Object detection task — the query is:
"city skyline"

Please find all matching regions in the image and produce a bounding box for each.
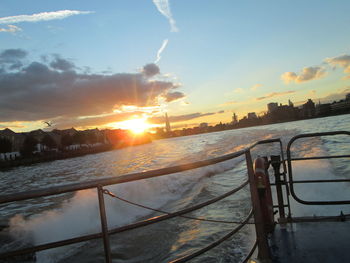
[1,1,350,132]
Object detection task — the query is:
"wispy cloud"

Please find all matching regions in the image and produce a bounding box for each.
[152,0,178,32]
[0,25,22,33]
[234,88,244,93]
[255,91,296,101]
[149,112,215,124]
[155,39,169,63]
[164,91,185,102]
[251,84,262,91]
[0,10,93,25]
[220,101,238,106]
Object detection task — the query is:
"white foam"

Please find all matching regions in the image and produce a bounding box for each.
[8,159,236,262]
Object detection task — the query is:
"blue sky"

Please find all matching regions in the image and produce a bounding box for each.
[1,0,350,131]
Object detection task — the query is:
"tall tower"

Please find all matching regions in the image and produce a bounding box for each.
[165,113,171,133]
[232,113,238,124]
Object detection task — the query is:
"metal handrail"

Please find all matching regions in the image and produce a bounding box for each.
[0,181,249,259]
[170,209,254,263]
[0,150,245,205]
[286,131,350,205]
[0,139,281,205]
[0,138,283,262]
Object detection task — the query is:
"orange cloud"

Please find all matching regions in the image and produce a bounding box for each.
[255,90,296,101]
[281,66,326,84]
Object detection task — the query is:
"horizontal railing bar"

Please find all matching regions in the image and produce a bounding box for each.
[0,150,247,205]
[109,180,250,233]
[0,138,284,260]
[0,138,283,205]
[286,131,350,206]
[255,138,282,145]
[103,189,249,224]
[170,210,253,263]
[273,205,289,208]
[292,200,350,205]
[286,214,350,223]
[290,155,350,161]
[292,179,350,183]
[0,180,249,259]
[288,131,350,143]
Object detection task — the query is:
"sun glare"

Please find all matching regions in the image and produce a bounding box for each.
[118,118,150,134]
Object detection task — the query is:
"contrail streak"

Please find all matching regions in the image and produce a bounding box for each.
[0,10,93,24]
[155,39,169,64]
[152,0,178,32]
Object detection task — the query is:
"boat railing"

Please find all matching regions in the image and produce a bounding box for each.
[0,138,284,262]
[286,131,350,205]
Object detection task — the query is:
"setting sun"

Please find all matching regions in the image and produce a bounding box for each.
[116,118,151,134]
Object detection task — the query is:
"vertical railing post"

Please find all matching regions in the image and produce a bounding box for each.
[97,185,112,263]
[245,150,271,261]
[271,155,285,220]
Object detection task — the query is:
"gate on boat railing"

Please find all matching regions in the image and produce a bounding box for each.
[1,131,349,262]
[0,138,285,262]
[287,131,350,206]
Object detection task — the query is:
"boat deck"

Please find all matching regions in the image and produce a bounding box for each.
[270,220,350,262]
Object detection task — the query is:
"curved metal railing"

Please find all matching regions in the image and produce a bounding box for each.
[0,138,283,262]
[287,131,350,205]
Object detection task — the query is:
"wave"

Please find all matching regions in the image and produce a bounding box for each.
[7,158,240,262]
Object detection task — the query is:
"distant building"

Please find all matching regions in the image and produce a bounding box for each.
[267,102,278,113]
[316,103,331,116]
[330,100,350,112]
[301,99,316,118]
[52,128,77,137]
[247,112,258,120]
[288,99,294,107]
[232,113,238,124]
[165,113,171,133]
[199,123,208,128]
[0,128,25,152]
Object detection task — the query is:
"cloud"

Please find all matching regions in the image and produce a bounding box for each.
[155,39,169,64]
[0,10,93,25]
[221,101,238,106]
[51,112,143,129]
[251,84,262,91]
[318,87,350,103]
[281,66,326,84]
[0,25,22,33]
[149,112,216,124]
[0,48,27,62]
[234,88,244,93]
[255,91,296,101]
[0,48,27,70]
[50,55,75,71]
[163,91,185,102]
[152,0,178,32]
[0,123,24,129]
[309,90,316,96]
[325,54,350,68]
[142,63,160,77]
[325,54,350,78]
[0,49,183,123]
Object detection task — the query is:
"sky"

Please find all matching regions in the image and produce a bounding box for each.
[1,0,350,132]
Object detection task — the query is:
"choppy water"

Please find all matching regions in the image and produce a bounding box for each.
[1,115,350,262]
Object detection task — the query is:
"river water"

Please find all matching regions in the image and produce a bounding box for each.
[1,115,350,262]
